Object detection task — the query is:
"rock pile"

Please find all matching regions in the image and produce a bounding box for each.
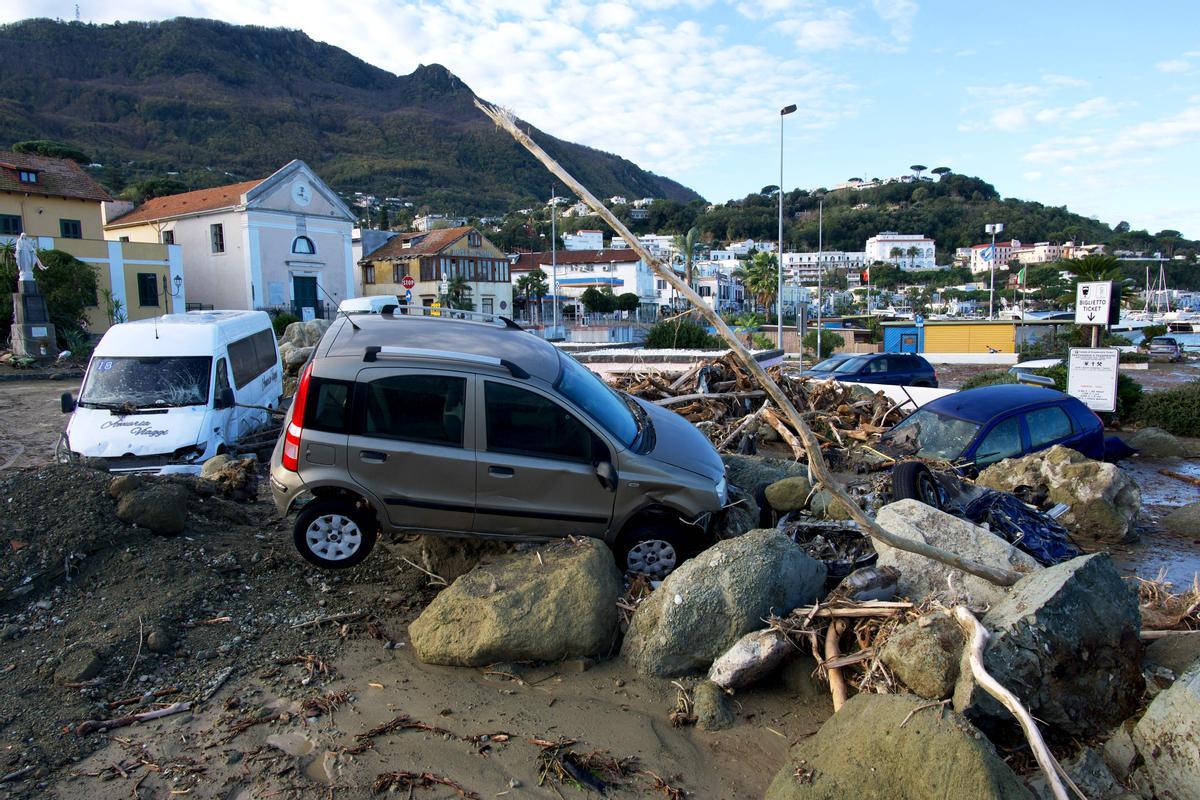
[277,319,331,375]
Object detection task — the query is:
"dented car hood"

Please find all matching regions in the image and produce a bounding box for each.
[636,397,726,483]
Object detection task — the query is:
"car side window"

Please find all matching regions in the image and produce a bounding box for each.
[867,358,889,373]
[974,417,1022,467]
[485,381,596,463]
[363,374,466,447]
[1025,406,1073,448]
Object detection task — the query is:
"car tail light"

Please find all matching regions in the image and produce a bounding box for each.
[281,361,313,472]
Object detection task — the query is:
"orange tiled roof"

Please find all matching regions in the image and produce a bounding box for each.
[364,226,477,261]
[510,249,642,272]
[0,151,112,203]
[106,178,266,226]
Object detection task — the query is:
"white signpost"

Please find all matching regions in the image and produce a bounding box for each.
[1074,281,1112,326]
[1067,347,1119,412]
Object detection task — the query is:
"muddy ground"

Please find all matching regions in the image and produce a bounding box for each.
[934,358,1200,390]
[1,377,1197,799]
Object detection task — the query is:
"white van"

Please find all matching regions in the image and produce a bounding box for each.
[338,295,401,315]
[60,311,284,473]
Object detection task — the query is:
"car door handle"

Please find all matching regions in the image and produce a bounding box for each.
[488,466,515,477]
[360,450,388,463]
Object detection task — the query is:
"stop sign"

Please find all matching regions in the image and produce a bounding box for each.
[401,275,416,289]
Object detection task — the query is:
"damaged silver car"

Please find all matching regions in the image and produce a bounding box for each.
[270,309,727,577]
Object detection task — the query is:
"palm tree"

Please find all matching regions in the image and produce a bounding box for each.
[906,246,920,269]
[673,227,700,290]
[444,275,473,311]
[733,252,779,318]
[1057,254,1136,305]
[889,246,904,266]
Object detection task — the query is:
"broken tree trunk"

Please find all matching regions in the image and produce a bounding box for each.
[476,100,1021,589]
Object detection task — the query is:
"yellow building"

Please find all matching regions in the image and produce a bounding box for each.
[361,226,513,316]
[0,151,183,333]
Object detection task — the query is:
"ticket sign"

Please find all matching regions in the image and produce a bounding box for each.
[1067,347,1119,412]
[1074,281,1112,326]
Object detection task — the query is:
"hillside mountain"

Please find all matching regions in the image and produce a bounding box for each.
[0,18,702,213]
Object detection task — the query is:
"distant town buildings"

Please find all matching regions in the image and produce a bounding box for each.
[865,232,938,270]
[510,248,658,317]
[413,213,467,232]
[562,229,604,250]
[782,251,867,284]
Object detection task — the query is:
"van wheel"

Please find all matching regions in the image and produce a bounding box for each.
[615,523,703,580]
[891,461,943,509]
[293,500,377,569]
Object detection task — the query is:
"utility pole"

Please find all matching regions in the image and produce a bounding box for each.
[777,104,796,349]
[550,187,559,330]
[985,222,1003,319]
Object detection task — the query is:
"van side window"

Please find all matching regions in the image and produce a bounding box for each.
[306,378,352,433]
[214,358,231,401]
[484,381,595,463]
[363,375,465,446]
[228,329,278,389]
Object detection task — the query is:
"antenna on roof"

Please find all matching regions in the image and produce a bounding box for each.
[315,282,361,331]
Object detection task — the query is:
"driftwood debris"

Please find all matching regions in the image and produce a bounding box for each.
[477,99,1023,590]
[954,607,1071,800]
[75,701,193,736]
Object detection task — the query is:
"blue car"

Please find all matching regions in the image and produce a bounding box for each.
[881,384,1105,475]
[804,353,855,378]
[831,353,939,388]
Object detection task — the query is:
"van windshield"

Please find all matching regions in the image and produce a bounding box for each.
[554,352,639,448]
[80,356,213,409]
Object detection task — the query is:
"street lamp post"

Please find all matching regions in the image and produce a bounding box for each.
[985,222,1003,319]
[816,193,824,359]
[551,187,559,330]
[777,103,797,349]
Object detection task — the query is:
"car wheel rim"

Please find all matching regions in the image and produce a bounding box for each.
[918,475,940,507]
[305,514,362,561]
[626,539,678,578]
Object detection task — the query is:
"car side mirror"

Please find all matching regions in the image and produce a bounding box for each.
[595,461,618,492]
[61,392,76,414]
[216,388,235,409]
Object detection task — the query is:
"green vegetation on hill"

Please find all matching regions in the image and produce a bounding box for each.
[0,18,700,214]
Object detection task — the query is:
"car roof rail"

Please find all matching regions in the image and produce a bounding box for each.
[377,304,523,330]
[362,345,530,379]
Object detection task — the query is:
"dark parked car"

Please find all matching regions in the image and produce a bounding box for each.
[831,353,938,387]
[880,384,1105,475]
[1147,337,1182,362]
[804,353,855,378]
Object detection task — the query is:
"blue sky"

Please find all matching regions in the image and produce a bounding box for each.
[6,1,1199,236]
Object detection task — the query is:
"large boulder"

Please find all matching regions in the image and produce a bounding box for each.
[764,477,813,513]
[764,693,1032,800]
[1126,426,1190,458]
[693,681,735,731]
[712,484,760,540]
[1144,631,1200,678]
[720,454,809,492]
[976,445,1140,544]
[282,318,331,348]
[115,482,190,535]
[277,343,315,374]
[880,609,965,700]
[1132,664,1200,799]
[622,529,825,677]
[874,500,1041,607]
[954,554,1143,738]
[408,538,621,666]
[1027,747,1127,800]
[807,489,856,521]
[1161,502,1200,538]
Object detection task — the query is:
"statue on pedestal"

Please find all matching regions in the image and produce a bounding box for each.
[9,233,57,358]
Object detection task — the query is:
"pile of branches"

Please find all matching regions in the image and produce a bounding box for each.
[610,354,906,459]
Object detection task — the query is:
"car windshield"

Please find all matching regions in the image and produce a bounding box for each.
[554,352,639,448]
[883,408,981,461]
[80,356,213,408]
[812,356,850,371]
[834,356,868,374]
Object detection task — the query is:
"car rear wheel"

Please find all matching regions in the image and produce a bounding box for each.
[293,500,377,569]
[615,523,704,580]
[891,461,943,509]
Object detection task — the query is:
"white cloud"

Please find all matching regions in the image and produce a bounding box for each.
[1022,171,1043,181]
[1024,104,1200,164]
[592,2,637,29]
[871,0,918,43]
[1041,73,1087,87]
[1156,59,1191,73]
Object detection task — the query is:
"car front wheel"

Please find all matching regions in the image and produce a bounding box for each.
[615,523,703,580]
[891,461,944,509]
[293,499,378,569]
